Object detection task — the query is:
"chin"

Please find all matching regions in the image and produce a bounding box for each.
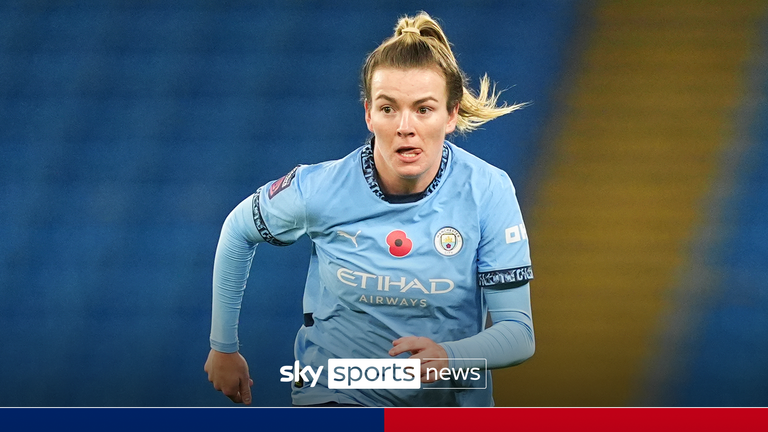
[394,167,426,180]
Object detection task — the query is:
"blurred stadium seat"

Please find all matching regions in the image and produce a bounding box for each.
[0,0,580,406]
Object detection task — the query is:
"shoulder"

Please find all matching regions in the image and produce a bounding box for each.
[260,144,364,209]
[447,142,515,193]
[296,145,363,181]
[277,145,364,196]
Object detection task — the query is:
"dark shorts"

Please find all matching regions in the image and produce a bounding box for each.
[292,401,364,408]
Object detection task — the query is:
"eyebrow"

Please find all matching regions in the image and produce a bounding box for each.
[375,94,440,106]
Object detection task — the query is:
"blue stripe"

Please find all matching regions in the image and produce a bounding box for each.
[0,408,385,431]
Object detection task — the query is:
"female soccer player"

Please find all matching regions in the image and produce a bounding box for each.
[205,11,535,407]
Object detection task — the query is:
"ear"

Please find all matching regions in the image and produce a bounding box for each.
[445,103,459,134]
[364,99,374,133]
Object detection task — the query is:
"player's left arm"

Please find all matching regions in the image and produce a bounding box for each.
[439,283,534,370]
[390,170,534,380]
[389,284,534,382]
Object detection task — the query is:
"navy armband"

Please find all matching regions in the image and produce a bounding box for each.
[252,187,292,246]
[478,266,533,289]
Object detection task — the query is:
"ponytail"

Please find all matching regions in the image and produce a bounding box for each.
[362,12,526,134]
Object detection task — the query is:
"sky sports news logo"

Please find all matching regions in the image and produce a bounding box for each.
[280,358,487,389]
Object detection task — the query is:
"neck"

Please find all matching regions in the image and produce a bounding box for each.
[374,170,430,196]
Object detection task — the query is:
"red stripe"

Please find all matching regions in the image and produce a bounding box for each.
[384,407,768,431]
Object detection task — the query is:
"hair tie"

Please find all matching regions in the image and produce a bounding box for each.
[401,27,420,35]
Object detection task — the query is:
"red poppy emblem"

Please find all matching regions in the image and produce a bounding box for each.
[386,230,413,257]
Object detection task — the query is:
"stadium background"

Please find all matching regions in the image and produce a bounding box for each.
[1,0,766,407]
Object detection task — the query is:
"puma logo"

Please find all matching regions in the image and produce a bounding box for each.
[337,230,361,248]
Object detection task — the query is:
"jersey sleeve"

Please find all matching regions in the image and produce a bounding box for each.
[252,165,309,246]
[440,284,534,369]
[476,171,533,289]
[209,196,264,353]
[438,170,535,368]
[209,166,309,352]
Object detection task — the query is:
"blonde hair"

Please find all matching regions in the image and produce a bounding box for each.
[361,12,526,134]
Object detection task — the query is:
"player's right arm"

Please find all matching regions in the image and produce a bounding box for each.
[207,195,264,404]
[204,348,253,405]
[207,165,309,404]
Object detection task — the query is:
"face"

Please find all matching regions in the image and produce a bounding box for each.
[365,67,458,195]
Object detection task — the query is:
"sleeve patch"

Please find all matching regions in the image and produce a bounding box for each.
[252,187,292,246]
[268,165,299,199]
[478,266,533,288]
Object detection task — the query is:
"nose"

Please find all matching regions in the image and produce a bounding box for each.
[397,111,415,137]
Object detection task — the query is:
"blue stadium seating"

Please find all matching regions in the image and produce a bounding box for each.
[0,0,579,406]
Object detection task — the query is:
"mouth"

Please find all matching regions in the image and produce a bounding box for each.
[396,147,422,159]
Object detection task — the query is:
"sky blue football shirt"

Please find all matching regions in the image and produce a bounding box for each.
[211,139,534,407]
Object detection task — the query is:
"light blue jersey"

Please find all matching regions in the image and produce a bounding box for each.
[210,140,534,407]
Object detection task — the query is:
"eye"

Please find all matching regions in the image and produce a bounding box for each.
[418,107,431,114]
[381,106,393,114]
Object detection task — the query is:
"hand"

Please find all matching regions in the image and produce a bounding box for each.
[204,349,254,405]
[389,336,449,383]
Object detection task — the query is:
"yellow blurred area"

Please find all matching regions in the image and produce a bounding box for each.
[494,0,768,407]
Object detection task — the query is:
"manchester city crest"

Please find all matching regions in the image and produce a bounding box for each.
[434,227,463,256]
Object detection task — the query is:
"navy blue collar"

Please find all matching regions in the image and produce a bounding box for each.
[361,137,450,203]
